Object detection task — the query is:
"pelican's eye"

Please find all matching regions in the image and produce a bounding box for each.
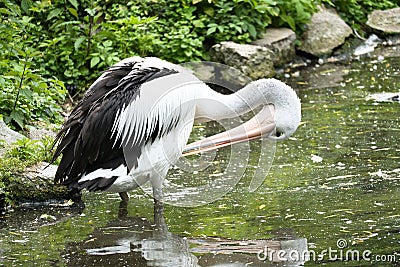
[268,130,286,140]
[275,131,283,138]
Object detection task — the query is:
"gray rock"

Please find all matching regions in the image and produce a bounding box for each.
[0,120,24,156]
[299,9,353,56]
[252,28,296,66]
[21,162,58,183]
[28,127,56,140]
[367,8,400,33]
[210,41,275,79]
[181,61,252,92]
[10,161,71,204]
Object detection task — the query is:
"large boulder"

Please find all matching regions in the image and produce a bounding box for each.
[299,9,353,56]
[367,8,400,34]
[252,28,296,66]
[210,41,275,79]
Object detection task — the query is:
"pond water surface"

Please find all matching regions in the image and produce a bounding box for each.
[1,49,400,266]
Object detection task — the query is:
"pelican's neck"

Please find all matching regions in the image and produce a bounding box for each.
[194,79,275,121]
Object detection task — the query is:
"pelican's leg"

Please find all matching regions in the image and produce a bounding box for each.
[150,173,164,203]
[119,191,130,201]
[118,192,129,218]
[118,199,129,219]
[153,196,168,233]
[153,186,163,202]
[149,172,166,229]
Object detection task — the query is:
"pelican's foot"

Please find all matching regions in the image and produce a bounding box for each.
[119,191,130,201]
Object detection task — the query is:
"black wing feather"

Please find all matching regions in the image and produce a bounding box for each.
[52,59,179,190]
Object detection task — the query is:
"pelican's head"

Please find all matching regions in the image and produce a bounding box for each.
[253,78,301,140]
[182,78,301,156]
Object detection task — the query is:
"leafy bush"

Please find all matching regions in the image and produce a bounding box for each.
[145,0,207,62]
[0,0,66,129]
[117,0,320,62]
[274,0,318,31]
[5,137,56,163]
[1,0,322,97]
[200,0,279,44]
[2,0,398,131]
[29,0,155,89]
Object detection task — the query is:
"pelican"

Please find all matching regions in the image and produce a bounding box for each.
[53,57,301,202]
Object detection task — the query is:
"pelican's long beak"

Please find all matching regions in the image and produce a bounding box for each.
[182,105,275,156]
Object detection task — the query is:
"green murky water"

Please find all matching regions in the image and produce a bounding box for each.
[1,51,400,266]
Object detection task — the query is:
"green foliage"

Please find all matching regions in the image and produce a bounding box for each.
[1,0,322,100]
[200,0,317,43]
[147,0,206,62]
[323,0,399,32]
[6,136,56,163]
[0,0,66,129]
[200,0,279,44]
[274,0,318,31]
[123,0,320,61]
[30,0,154,88]
[1,0,398,132]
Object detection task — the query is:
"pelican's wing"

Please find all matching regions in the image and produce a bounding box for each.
[53,58,180,191]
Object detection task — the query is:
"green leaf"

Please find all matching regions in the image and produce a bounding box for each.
[47,8,62,21]
[54,20,80,29]
[204,7,215,17]
[247,23,257,37]
[90,57,100,68]
[0,8,12,15]
[20,88,32,98]
[21,0,32,14]
[282,15,296,30]
[103,40,113,47]
[38,82,47,89]
[85,8,96,16]
[193,20,205,28]
[74,36,86,51]
[206,27,216,35]
[4,70,21,77]
[68,0,78,9]
[68,7,78,19]
[11,110,24,129]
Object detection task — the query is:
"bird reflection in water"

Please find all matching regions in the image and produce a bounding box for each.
[64,200,199,266]
[63,201,308,267]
